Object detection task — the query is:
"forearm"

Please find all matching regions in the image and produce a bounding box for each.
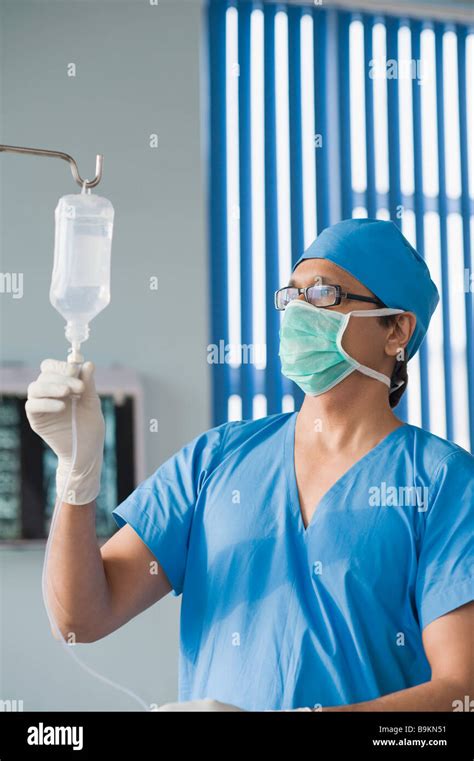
[322,677,467,712]
[46,499,111,643]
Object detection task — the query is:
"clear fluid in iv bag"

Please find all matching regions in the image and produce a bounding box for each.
[50,192,114,347]
[52,285,109,323]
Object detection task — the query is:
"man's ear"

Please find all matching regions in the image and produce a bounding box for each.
[385,312,417,360]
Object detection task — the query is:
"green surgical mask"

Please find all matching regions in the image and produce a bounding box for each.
[278,298,405,396]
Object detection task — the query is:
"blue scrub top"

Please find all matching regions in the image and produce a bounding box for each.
[112,412,474,711]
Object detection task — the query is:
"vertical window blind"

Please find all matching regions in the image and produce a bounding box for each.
[206,0,474,453]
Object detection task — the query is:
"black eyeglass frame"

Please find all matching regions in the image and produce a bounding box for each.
[273,283,385,311]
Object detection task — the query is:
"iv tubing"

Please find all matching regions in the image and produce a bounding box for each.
[41,356,150,711]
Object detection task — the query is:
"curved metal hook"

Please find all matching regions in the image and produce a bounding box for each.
[0,144,103,189]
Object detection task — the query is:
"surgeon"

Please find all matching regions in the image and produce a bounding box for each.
[26,218,473,712]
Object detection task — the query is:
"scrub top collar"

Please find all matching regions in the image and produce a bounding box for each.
[284,411,411,537]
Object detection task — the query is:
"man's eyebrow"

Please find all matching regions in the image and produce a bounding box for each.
[287,275,328,287]
[288,276,360,291]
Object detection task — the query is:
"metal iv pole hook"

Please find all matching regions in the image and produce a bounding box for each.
[0,143,103,189]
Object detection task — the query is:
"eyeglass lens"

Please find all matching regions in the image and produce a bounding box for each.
[276,284,337,309]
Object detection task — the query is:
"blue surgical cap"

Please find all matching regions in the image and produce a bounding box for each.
[292,218,439,359]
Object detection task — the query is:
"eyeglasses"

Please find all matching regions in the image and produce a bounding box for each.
[274,283,385,311]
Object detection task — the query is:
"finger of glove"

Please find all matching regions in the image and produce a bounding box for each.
[35,373,84,394]
[79,362,98,396]
[40,359,80,378]
[25,398,66,414]
[27,378,82,400]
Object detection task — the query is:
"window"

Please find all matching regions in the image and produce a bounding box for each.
[206,0,473,452]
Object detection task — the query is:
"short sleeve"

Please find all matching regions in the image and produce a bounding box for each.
[415,449,474,630]
[111,423,227,597]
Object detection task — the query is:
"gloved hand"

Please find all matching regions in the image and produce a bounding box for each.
[153,698,245,712]
[25,358,105,505]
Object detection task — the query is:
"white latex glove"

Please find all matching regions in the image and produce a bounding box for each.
[153,698,245,712]
[25,358,105,505]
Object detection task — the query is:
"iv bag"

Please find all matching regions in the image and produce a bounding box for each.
[50,191,114,350]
